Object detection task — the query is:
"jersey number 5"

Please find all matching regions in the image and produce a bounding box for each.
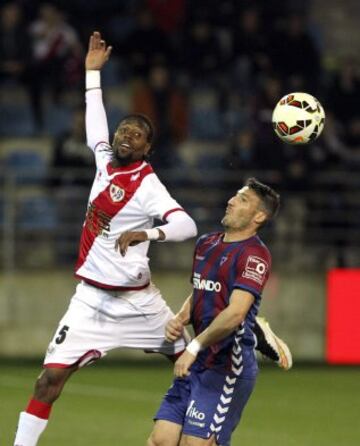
[55,325,70,344]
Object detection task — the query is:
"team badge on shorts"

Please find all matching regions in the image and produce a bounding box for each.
[110,184,125,202]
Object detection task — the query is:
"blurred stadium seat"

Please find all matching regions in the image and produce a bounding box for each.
[5,151,48,185]
[18,195,57,231]
[101,58,129,87]
[106,105,128,134]
[189,107,224,140]
[196,153,223,169]
[0,102,34,137]
[0,198,4,228]
[44,104,73,136]
[195,154,226,186]
[188,89,225,140]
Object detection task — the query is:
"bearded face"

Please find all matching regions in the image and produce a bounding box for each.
[112,119,151,166]
[222,187,266,231]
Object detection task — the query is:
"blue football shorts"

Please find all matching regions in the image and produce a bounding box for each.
[155,365,257,446]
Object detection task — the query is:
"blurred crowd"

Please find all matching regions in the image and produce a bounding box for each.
[1,0,360,266]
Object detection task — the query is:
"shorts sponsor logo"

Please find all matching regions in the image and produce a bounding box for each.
[242,256,268,285]
[188,420,206,428]
[186,400,206,427]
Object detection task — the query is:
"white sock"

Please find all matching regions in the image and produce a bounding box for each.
[14,412,48,446]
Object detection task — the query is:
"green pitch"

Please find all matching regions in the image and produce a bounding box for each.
[1,360,359,445]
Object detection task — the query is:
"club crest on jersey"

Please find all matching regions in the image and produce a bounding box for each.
[110,184,125,202]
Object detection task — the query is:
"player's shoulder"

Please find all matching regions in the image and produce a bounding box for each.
[139,163,160,180]
[94,141,112,153]
[196,231,222,247]
[92,141,113,167]
[251,236,270,252]
[138,166,170,191]
[241,236,272,263]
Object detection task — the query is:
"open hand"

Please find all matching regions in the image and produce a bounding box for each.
[85,31,112,71]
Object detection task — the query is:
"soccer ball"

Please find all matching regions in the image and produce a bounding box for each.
[272,92,325,144]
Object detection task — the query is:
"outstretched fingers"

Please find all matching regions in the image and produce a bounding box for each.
[90,31,102,49]
[88,32,99,51]
[105,45,113,60]
[89,31,112,58]
[88,34,94,51]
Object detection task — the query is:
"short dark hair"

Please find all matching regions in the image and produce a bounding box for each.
[245,177,280,223]
[120,114,155,143]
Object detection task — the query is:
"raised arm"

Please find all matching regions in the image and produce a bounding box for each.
[85,31,112,150]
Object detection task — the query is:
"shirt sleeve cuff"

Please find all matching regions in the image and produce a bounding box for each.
[86,70,101,90]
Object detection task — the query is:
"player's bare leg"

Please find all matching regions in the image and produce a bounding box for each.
[34,366,77,403]
[14,366,77,446]
[147,420,182,446]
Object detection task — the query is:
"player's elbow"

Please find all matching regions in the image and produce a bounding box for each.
[227,312,247,330]
[177,218,197,241]
[162,212,198,242]
[187,217,198,239]
[86,137,94,150]
[86,136,101,151]
[175,212,197,240]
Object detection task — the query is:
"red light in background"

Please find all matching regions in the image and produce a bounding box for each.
[326,269,360,364]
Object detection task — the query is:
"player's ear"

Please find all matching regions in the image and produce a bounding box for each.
[254,210,267,226]
[144,143,151,155]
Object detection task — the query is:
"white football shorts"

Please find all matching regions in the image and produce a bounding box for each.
[44,281,189,368]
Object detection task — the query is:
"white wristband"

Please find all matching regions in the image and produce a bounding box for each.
[86,70,101,90]
[186,339,202,356]
[144,228,160,241]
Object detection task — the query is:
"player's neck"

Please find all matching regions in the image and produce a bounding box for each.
[223,228,257,243]
[111,158,143,169]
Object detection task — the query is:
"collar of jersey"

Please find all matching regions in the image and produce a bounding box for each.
[107,160,147,176]
[220,233,258,244]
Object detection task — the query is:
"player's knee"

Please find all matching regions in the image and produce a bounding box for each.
[146,433,156,446]
[34,369,70,403]
[146,432,157,446]
[146,436,155,446]
[179,437,192,446]
[146,431,168,446]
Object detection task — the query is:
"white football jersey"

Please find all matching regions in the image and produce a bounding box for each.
[75,142,184,289]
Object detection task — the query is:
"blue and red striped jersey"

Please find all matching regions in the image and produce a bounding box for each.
[190,231,271,371]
